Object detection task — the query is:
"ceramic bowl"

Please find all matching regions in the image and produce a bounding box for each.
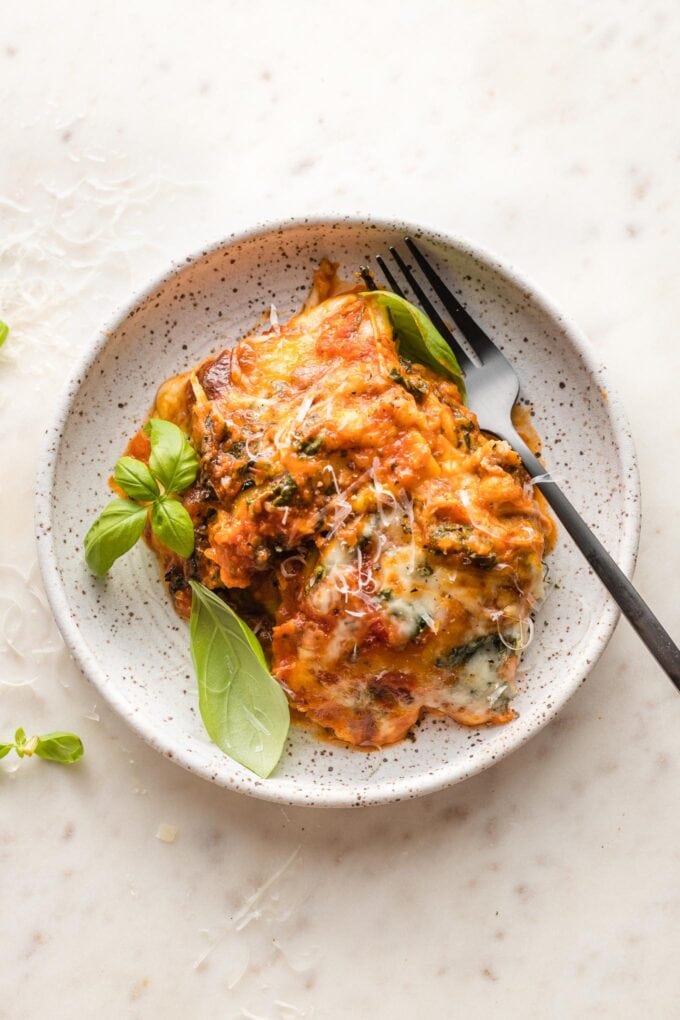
[36,217,640,807]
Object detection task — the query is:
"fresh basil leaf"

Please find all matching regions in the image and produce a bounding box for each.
[150,498,195,558]
[0,743,13,759]
[0,321,8,348]
[114,456,159,502]
[34,732,84,764]
[14,727,26,750]
[364,290,466,399]
[189,581,289,778]
[84,498,148,576]
[144,418,199,494]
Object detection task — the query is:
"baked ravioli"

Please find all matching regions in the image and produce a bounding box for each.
[123,264,556,747]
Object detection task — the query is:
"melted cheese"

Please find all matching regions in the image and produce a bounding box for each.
[131,274,556,748]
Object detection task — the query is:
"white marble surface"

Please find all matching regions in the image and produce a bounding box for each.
[1,2,679,1016]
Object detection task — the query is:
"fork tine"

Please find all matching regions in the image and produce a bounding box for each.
[359,266,377,291]
[386,246,473,373]
[404,237,498,362]
[374,254,406,297]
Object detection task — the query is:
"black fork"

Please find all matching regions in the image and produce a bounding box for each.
[361,239,680,691]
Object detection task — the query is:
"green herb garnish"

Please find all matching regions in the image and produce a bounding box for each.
[144,418,199,494]
[0,321,9,348]
[363,291,466,398]
[150,498,195,558]
[1,727,84,764]
[84,499,149,575]
[113,456,160,502]
[189,582,289,778]
[84,419,198,575]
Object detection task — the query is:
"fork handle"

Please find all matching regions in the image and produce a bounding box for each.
[511,436,680,690]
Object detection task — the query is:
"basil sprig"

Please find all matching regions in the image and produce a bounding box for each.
[363,290,466,399]
[150,499,195,558]
[1,727,84,764]
[113,457,159,502]
[146,418,200,494]
[84,499,148,575]
[189,581,290,778]
[84,418,198,575]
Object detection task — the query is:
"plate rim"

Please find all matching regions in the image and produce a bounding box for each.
[35,214,641,807]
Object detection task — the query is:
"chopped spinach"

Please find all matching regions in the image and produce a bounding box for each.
[463,551,498,569]
[388,367,429,402]
[435,634,503,669]
[427,522,497,567]
[304,564,326,594]
[298,435,323,456]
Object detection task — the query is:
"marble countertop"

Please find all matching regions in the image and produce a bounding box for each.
[2,2,679,1016]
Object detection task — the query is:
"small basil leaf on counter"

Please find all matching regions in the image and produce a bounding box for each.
[23,736,40,756]
[0,744,13,759]
[113,456,160,502]
[0,321,9,348]
[144,418,199,495]
[34,732,84,764]
[150,498,195,558]
[84,498,148,576]
[189,581,290,778]
[363,290,466,399]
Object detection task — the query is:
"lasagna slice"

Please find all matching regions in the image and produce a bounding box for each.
[124,264,555,747]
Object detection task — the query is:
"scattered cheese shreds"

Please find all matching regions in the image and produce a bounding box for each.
[269,303,280,332]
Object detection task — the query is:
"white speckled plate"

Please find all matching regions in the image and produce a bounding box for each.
[36,217,640,807]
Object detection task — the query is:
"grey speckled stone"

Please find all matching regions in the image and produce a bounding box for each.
[35,217,640,807]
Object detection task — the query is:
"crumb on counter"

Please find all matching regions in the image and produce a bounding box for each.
[155,823,178,843]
